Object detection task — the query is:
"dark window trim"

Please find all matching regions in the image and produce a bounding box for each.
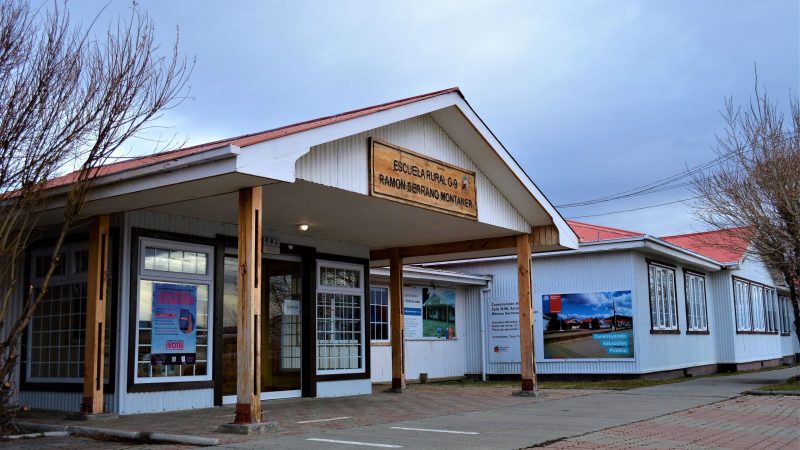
[649,329,681,335]
[682,269,709,334]
[211,237,320,402]
[314,252,371,383]
[20,229,120,394]
[646,260,681,333]
[127,228,217,394]
[732,275,778,335]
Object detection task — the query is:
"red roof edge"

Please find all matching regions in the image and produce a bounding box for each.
[44,87,463,189]
[566,220,644,243]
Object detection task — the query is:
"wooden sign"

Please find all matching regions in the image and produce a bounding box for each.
[369,139,477,219]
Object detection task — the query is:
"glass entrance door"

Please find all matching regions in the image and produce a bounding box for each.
[261,257,302,398]
[220,255,303,403]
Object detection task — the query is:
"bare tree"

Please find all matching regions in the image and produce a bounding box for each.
[692,80,800,345]
[0,0,190,430]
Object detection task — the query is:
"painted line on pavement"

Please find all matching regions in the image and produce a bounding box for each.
[389,426,479,435]
[307,438,401,448]
[295,416,351,424]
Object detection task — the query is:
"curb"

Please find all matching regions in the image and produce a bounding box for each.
[743,390,800,396]
[14,421,221,446]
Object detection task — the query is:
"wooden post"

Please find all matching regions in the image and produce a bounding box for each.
[516,234,537,392]
[82,215,109,415]
[389,248,406,391]
[235,186,262,424]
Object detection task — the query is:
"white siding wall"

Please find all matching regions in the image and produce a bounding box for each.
[369,285,472,382]
[633,254,718,373]
[721,254,794,364]
[709,271,737,363]
[18,392,115,413]
[295,114,529,233]
[536,252,641,374]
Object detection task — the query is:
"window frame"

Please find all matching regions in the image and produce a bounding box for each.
[732,276,779,335]
[369,285,390,344]
[779,295,792,336]
[683,270,709,334]
[26,243,88,384]
[22,233,119,394]
[132,235,215,386]
[315,259,366,376]
[647,261,680,333]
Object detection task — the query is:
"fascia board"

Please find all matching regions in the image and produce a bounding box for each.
[370,267,491,286]
[42,145,242,210]
[642,237,722,270]
[44,144,240,199]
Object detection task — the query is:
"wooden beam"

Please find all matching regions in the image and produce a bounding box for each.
[371,234,519,261]
[235,186,262,424]
[81,215,109,415]
[389,248,406,391]
[530,225,559,248]
[516,234,537,392]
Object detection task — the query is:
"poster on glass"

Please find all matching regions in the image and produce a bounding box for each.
[151,283,198,365]
[542,290,633,359]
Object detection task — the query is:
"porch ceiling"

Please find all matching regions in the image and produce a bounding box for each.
[148,180,522,265]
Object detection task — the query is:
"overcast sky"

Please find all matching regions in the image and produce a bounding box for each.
[70,0,799,236]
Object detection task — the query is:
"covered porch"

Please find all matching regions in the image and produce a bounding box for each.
[18,88,577,424]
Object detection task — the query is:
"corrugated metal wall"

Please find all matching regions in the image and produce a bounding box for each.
[370,285,477,382]
[722,255,793,364]
[295,114,530,233]
[19,392,115,413]
[709,272,736,363]
[463,286,483,374]
[122,389,213,414]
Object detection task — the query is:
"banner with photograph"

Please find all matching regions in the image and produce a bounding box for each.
[403,286,456,339]
[151,283,198,366]
[542,290,634,359]
[488,298,520,363]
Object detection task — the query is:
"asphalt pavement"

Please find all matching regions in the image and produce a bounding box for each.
[220,366,800,449]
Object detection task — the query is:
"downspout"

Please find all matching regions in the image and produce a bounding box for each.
[480,280,492,382]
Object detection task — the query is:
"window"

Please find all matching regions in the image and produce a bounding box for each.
[779,296,793,335]
[765,288,778,333]
[684,272,708,332]
[27,244,112,383]
[370,287,390,342]
[134,238,213,383]
[316,261,365,374]
[648,263,678,331]
[733,279,752,331]
[750,284,766,331]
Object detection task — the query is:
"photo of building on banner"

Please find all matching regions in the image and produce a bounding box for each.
[542,290,634,359]
[151,283,198,366]
[403,286,456,339]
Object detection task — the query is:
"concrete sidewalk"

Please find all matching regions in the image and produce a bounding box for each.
[225,366,799,449]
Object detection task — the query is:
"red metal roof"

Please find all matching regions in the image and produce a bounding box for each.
[47,87,463,188]
[566,220,643,243]
[661,228,750,264]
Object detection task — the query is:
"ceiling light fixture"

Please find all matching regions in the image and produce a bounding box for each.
[297,223,309,232]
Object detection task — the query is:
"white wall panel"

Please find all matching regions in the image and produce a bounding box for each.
[123,389,213,414]
[317,379,371,397]
[370,346,391,383]
[633,254,717,373]
[370,286,474,382]
[18,392,115,413]
[296,114,529,233]
[724,255,791,363]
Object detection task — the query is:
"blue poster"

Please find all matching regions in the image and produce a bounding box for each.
[151,283,197,366]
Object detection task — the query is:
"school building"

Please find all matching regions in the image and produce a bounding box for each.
[8,88,578,419]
